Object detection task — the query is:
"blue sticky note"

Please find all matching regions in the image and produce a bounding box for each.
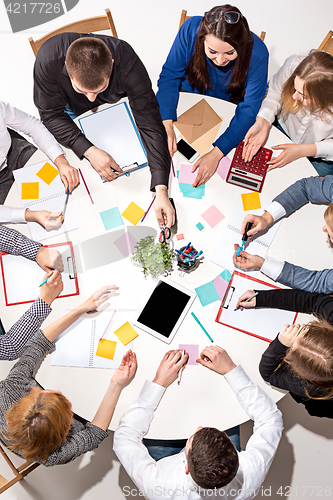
[100,207,124,231]
[179,183,205,199]
[219,269,232,282]
[195,281,220,307]
[196,222,204,231]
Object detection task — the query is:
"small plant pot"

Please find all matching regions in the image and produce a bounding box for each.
[176,246,200,272]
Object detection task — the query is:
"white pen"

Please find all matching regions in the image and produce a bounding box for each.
[177,349,185,386]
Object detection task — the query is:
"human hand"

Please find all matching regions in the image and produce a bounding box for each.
[267,143,310,171]
[278,323,307,347]
[84,146,123,182]
[242,117,270,162]
[78,285,119,314]
[233,244,264,270]
[153,350,188,388]
[241,212,274,238]
[36,247,64,272]
[26,210,64,230]
[111,350,137,388]
[163,120,177,157]
[235,289,257,310]
[197,345,236,375]
[154,186,175,228]
[192,147,223,187]
[39,270,63,305]
[54,154,80,193]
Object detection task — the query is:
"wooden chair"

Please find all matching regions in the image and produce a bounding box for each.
[0,443,40,494]
[28,8,117,57]
[318,30,333,55]
[178,9,266,42]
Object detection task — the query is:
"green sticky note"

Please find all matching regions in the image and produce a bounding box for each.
[100,207,124,231]
[195,281,220,307]
[196,222,204,231]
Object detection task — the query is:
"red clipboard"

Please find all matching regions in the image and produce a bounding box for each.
[0,241,79,306]
[215,271,298,342]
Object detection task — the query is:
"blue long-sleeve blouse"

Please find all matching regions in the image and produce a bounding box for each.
[157,16,269,156]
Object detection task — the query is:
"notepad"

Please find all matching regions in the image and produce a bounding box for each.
[13,160,78,241]
[210,196,281,275]
[52,314,133,368]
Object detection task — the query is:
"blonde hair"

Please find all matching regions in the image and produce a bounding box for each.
[281,51,333,119]
[5,387,73,461]
[284,319,333,400]
[324,204,333,232]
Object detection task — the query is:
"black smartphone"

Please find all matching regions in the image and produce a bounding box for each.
[176,138,199,163]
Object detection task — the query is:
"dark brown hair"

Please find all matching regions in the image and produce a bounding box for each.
[6,387,73,461]
[187,5,253,102]
[283,319,333,399]
[282,50,333,119]
[187,427,239,489]
[66,37,113,90]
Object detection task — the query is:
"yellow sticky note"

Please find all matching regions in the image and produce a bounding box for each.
[241,192,261,211]
[96,339,117,359]
[114,322,138,346]
[121,202,145,225]
[36,162,59,185]
[21,182,39,200]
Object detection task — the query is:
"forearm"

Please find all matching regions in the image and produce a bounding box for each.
[277,262,333,294]
[255,288,331,316]
[91,382,123,431]
[0,225,41,259]
[42,304,86,342]
[0,205,26,223]
[259,336,288,382]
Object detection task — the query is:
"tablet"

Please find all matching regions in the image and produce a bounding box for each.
[133,278,196,344]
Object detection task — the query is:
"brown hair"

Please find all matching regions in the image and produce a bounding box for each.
[5,387,73,461]
[281,51,333,119]
[187,5,253,102]
[187,427,239,489]
[65,37,113,90]
[324,204,333,232]
[284,319,333,399]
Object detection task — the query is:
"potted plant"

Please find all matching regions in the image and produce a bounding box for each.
[131,235,174,278]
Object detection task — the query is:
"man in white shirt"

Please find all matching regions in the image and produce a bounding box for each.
[114,346,283,500]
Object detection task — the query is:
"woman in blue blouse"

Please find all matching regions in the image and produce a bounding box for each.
[157,5,269,186]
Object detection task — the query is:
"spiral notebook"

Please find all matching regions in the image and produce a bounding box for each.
[51,313,133,369]
[13,160,78,241]
[210,196,281,275]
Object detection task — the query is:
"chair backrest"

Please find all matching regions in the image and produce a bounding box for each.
[178,9,266,41]
[0,443,40,494]
[28,8,117,57]
[318,30,333,55]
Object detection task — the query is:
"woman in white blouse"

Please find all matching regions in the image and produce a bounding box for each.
[242,51,333,175]
[0,100,79,226]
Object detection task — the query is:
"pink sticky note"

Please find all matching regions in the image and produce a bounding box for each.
[213,276,229,300]
[216,156,231,180]
[178,164,197,184]
[176,233,185,241]
[179,344,199,365]
[201,205,225,228]
[114,231,137,257]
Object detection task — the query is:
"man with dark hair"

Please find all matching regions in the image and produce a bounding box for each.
[33,34,174,227]
[114,346,283,499]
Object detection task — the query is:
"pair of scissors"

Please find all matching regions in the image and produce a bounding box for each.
[159,224,171,243]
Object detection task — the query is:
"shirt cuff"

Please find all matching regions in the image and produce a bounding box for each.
[315,141,333,161]
[138,380,166,409]
[224,365,251,393]
[257,108,275,125]
[261,255,285,281]
[265,201,286,222]
[47,144,64,163]
[0,207,26,223]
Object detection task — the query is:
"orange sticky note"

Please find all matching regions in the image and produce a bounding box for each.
[122,202,145,225]
[21,182,39,200]
[241,192,261,211]
[96,339,117,359]
[114,322,138,346]
[36,162,59,185]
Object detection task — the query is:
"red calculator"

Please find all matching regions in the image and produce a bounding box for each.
[226,141,272,193]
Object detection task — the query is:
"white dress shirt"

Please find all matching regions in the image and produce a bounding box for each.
[257,54,333,160]
[114,366,283,500]
[0,100,63,172]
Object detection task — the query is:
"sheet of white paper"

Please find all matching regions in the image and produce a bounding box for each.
[52,313,134,368]
[78,102,147,168]
[210,196,281,274]
[13,160,78,241]
[218,273,297,341]
[1,243,77,305]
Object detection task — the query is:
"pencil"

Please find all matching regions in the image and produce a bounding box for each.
[191,312,214,342]
[79,168,94,204]
[99,310,116,341]
[141,195,156,222]
[171,157,176,177]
